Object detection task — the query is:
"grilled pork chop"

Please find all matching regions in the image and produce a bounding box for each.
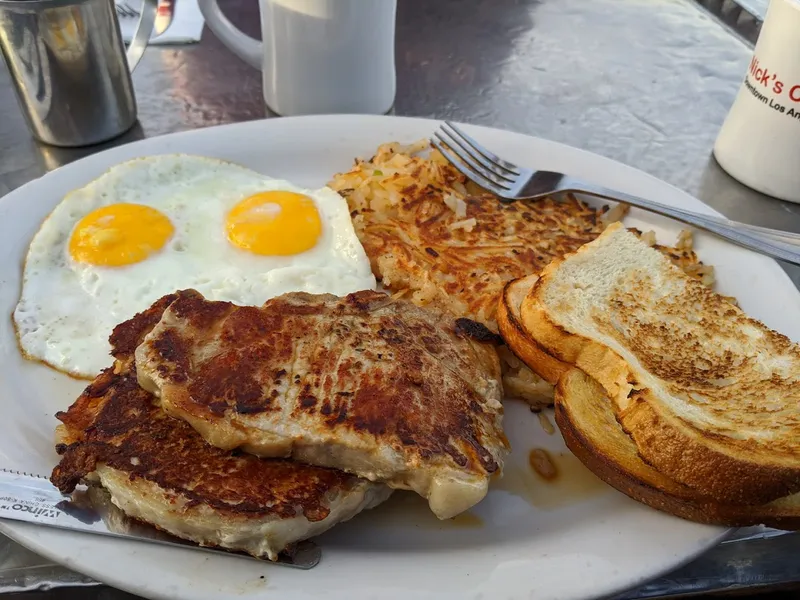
[135,289,508,519]
[51,294,392,561]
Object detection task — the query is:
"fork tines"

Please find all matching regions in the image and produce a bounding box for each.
[116,1,141,17]
[431,121,519,200]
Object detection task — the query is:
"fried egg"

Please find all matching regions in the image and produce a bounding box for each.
[14,154,376,378]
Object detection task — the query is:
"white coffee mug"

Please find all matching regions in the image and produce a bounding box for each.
[198,0,397,116]
[713,0,800,203]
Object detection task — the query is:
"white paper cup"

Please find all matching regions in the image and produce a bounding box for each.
[713,0,800,203]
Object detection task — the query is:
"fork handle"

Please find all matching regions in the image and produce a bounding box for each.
[566,179,800,242]
[565,181,800,267]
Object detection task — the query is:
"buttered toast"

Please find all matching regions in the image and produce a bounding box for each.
[514,222,800,505]
[555,368,800,528]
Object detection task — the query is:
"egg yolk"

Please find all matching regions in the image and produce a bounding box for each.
[226,191,322,256]
[68,203,174,267]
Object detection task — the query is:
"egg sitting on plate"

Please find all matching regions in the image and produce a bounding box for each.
[13,154,376,379]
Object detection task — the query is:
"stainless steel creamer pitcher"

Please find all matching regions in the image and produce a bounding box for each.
[0,0,156,147]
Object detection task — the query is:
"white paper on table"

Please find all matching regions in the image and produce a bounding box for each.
[116,0,205,45]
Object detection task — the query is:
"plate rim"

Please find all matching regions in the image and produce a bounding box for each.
[2,113,793,600]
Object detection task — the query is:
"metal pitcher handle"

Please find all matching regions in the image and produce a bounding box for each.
[125,0,157,72]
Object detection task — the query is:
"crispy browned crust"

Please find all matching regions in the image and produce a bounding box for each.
[51,295,367,523]
[619,391,800,506]
[137,289,506,478]
[555,369,800,529]
[497,275,570,386]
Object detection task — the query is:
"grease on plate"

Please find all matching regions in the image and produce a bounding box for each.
[494,448,609,510]
[537,412,556,435]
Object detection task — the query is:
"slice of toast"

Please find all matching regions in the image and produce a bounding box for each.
[499,279,800,526]
[497,236,718,391]
[519,222,800,505]
[497,275,571,387]
[555,368,800,529]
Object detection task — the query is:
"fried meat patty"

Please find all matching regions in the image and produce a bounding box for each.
[51,294,391,561]
[135,289,508,519]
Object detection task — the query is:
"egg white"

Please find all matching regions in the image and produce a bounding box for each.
[14,154,376,378]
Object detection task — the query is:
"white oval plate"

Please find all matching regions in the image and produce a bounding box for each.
[1,116,798,600]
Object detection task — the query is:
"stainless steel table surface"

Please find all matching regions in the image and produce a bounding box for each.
[1,0,799,598]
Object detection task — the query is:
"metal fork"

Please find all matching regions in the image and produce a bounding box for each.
[116,1,141,17]
[431,122,800,266]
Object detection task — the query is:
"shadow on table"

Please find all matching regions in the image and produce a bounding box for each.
[394,0,539,119]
